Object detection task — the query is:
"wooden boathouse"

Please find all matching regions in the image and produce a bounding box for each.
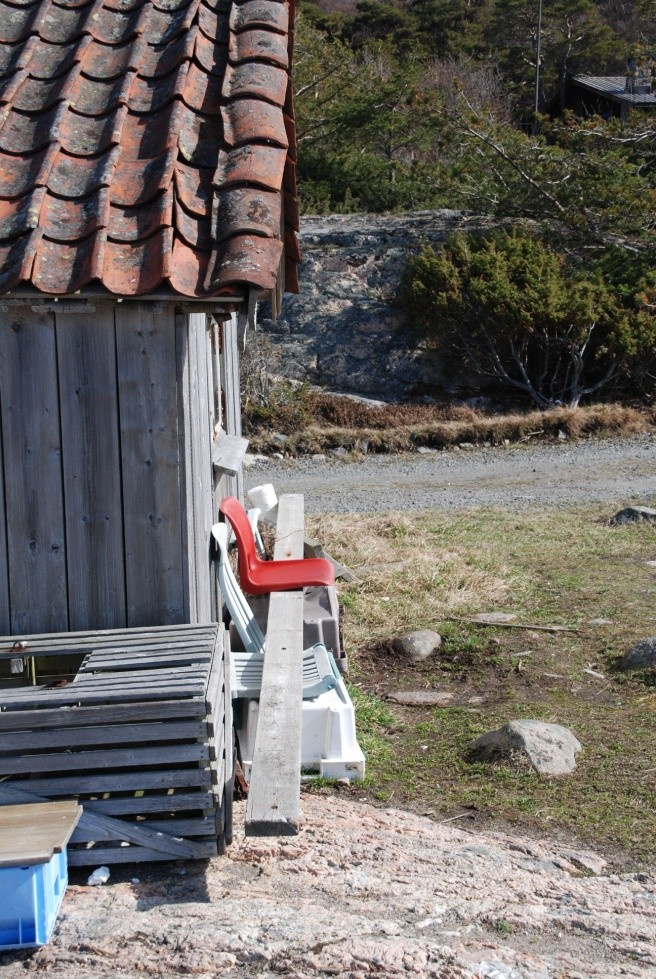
[0,0,300,862]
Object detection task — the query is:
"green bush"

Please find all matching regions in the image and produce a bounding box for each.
[401,229,656,407]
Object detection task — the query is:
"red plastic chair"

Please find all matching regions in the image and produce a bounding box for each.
[219,496,335,596]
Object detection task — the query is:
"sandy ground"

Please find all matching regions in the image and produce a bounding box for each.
[1,794,654,979]
[245,435,656,513]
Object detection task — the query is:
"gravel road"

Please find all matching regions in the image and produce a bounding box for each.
[245,434,656,513]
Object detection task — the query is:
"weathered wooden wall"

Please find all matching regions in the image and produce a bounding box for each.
[0,303,242,636]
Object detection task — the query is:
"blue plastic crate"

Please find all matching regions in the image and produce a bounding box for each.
[0,848,68,949]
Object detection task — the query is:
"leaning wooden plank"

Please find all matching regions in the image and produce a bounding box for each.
[212,431,249,477]
[115,304,184,627]
[0,743,209,777]
[272,496,304,562]
[0,699,208,731]
[56,308,126,631]
[246,494,304,837]
[0,785,209,859]
[0,307,68,634]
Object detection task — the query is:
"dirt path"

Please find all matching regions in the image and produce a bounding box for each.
[245,435,656,513]
[2,794,654,979]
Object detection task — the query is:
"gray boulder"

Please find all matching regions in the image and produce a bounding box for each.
[611,506,656,525]
[472,720,582,775]
[621,637,656,670]
[393,629,442,663]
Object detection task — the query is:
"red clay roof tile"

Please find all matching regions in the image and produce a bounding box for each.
[0,0,299,298]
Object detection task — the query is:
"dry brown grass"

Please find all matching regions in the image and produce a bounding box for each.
[308,512,512,648]
[249,401,656,456]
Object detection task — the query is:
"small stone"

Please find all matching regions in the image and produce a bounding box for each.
[557,430,567,441]
[330,446,348,458]
[243,453,269,467]
[272,433,288,446]
[388,690,453,706]
[621,637,656,670]
[611,506,656,525]
[417,446,437,454]
[459,442,475,449]
[392,630,442,663]
[471,720,582,775]
[272,452,284,461]
[311,454,327,462]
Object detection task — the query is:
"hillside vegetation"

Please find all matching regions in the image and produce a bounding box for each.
[283,1,656,406]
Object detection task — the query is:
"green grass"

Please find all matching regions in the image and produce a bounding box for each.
[309,504,656,868]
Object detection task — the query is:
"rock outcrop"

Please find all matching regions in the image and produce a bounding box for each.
[258,211,496,399]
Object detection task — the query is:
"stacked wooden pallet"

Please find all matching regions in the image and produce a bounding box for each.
[0,624,232,864]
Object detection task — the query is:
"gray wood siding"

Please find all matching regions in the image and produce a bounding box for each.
[0,308,68,634]
[0,303,229,637]
[0,395,9,635]
[115,305,184,627]
[57,308,126,630]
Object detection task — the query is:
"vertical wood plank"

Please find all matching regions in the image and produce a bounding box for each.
[115,304,184,627]
[176,312,195,623]
[187,312,214,622]
[222,312,244,502]
[0,307,68,634]
[245,495,304,836]
[56,308,126,630]
[0,394,9,634]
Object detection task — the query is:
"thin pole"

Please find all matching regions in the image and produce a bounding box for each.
[534,0,543,127]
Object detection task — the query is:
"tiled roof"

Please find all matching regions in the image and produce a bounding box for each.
[0,0,299,298]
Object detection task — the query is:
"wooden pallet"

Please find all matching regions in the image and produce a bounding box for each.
[0,624,232,864]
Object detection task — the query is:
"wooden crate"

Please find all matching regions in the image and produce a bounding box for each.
[0,624,232,864]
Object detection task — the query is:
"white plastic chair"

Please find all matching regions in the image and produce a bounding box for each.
[212,522,340,700]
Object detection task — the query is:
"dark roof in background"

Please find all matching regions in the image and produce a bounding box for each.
[0,0,299,299]
[571,75,656,108]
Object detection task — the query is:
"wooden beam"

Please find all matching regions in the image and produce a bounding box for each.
[212,431,249,477]
[245,494,304,837]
